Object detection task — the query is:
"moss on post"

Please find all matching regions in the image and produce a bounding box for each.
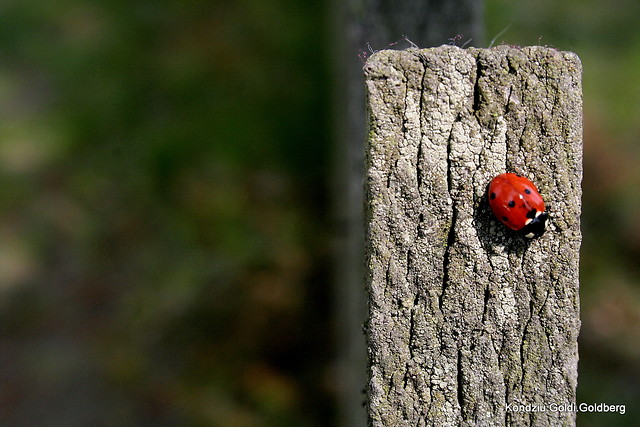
[364,46,582,426]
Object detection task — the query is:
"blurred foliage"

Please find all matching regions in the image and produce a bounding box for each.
[487,1,640,425]
[0,0,331,425]
[0,0,638,425]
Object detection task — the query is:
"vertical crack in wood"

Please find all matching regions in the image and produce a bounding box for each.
[408,278,417,359]
[416,140,423,190]
[472,61,483,113]
[482,285,491,323]
[457,349,465,418]
[440,125,456,312]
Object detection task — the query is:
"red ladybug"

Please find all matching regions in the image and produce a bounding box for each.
[488,173,548,238]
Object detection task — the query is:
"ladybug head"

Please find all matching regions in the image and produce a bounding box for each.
[521,211,548,239]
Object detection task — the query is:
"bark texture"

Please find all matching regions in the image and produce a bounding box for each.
[364,46,582,426]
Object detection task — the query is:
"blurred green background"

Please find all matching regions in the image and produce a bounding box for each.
[0,0,637,426]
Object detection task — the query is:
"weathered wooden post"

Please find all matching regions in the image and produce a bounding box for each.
[364,46,582,426]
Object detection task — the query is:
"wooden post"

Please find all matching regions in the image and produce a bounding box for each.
[364,46,582,426]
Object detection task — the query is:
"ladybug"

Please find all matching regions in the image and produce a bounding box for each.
[487,173,548,238]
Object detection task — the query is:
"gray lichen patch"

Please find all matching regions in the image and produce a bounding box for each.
[365,45,581,427]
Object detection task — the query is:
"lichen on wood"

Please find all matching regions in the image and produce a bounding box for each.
[364,45,582,426]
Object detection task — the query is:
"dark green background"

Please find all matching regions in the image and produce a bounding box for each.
[0,1,636,425]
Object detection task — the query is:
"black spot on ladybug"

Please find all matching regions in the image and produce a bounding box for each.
[502,216,509,222]
[490,192,496,200]
[508,200,515,208]
[524,188,531,194]
[526,208,537,219]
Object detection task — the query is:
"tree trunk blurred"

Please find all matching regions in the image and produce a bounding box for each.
[364,46,582,426]
[330,2,483,426]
